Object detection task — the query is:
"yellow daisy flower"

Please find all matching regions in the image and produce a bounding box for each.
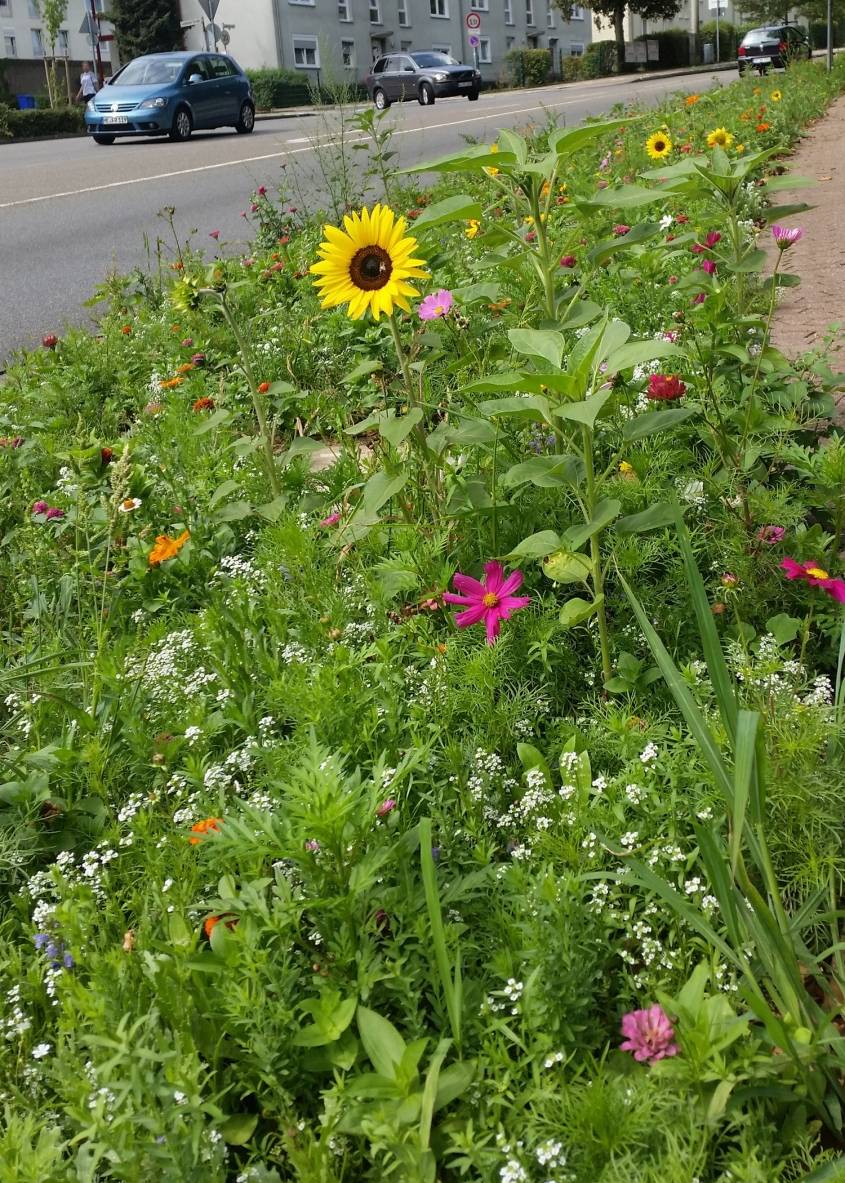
[483,142,500,176]
[770,89,782,102]
[735,143,745,154]
[706,127,734,149]
[645,131,673,160]
[310,203,429,320]
[465,219,481,239]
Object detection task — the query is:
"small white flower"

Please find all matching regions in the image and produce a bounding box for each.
[32,1042,51,1060]
[118,498,142,513]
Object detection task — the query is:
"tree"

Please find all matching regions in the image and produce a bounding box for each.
[554,0,684,63]
[105,0,182,62]
[33,0,69,107]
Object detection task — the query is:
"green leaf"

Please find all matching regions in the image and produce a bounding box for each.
[766,613,801,645]
[622,407,694,442]
[606,340,684,371]
[215,500,253,522]
[564,500,621,550]
[578,184,679,212]
[452,281,500,304]
[725,249,768,274]
[549,117,633,158]
[380,409,423,448]
[433,1061,476,1111]
[255,495,287,523]
[343,359,383,383]
[553,388,614,430]
[615,503,677,534]
[517,742,553,787]
[506,530,562,560]
[498,128,528,166]
[731,710,759,876]
[218,1113,258,1146]
[507,328,565,370]
[478,395,551,420]
[501,454,584,489]
[758,202,813,224]
[357,1006,406,1079]
[209,479,239,509]
[542,550,592,584]
[401,145,516,175]
[193,409,232,436]
[559,596,601,628]
[587,221,663,265]
[414,194,483,228]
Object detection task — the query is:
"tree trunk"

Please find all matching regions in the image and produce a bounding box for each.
[42,56,54,108]
[614,3,626,69]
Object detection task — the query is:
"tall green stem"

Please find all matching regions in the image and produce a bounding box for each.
[218,294,280,498]
[582,426,613,685]
[528,184,556,321]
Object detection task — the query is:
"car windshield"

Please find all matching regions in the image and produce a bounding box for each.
[411,52,459,67]
[112,57,185,86]
[743,28,781,39]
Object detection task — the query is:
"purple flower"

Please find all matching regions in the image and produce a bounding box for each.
[620,1004,679,1063]
[771,224,804,250]
[376,798,397,818]
[304,839,320,852]
[62,951,75,969]
[700,259,717,275]
[320,512,341,528]
[757,524,785,544]
[418,289,454,321]
[692,293,707,306]
[191,353,206,367]
[181,338,194,348]
[33,933,50,949]
[31,500,49,516]
[45,507,65,521]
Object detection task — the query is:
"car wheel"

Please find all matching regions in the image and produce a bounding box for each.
[92,134,115,145]
[169,107,192,142]
[236,101,255,134]
[467,89,480,101]
[373,88,390,110]
[418,82,434,106]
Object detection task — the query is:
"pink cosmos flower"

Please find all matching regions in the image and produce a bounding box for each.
[418,289,454,321]
[701,259,717,275]
[757,525,785,544]
[319,512,341,527]
[209,230,220,240]
[257,185,267,196]
[376,799,397,818]
[771,225,804,250]
[781,558,845,604]
[560,255,577,268]
[621,1004,679,1063]
[444,560,531,644]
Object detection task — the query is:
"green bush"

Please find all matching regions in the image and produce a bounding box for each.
[808,18,845,47]
[0,104,10,139]
[635,27,691,68]
[505,47,552,87]
[562,54,587,81]
[246,67,313,110]
[582,40,617,78]
[698,19,747,61]
[4,105,84,139]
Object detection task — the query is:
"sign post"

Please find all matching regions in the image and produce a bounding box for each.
[465,12,481,69]
[708,0,722,63]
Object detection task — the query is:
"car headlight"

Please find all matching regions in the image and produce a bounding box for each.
[139,96,169,109]
[432,72,448,81]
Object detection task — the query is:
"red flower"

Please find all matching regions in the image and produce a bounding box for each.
[559,255,577,268]
[612,224,631,237]
[781,558,845,604]
[700,259,717,275]
[646,374,686,401]
[257,381,270,394]
[189,817,223,845]
[42,334,58,349]
[192,397,215,412]
[120,324,132,335]
[101,447,114,465]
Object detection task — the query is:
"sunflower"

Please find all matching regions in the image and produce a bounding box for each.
[706,127,734,149]
[309,204,429,321]
[645,131,673,160]
[770,89,782,101]
[465,219,481,239]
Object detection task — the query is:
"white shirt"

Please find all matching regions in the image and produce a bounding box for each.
[80,70,97,96]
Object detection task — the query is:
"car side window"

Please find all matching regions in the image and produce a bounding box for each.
[385,56,401,71]
[398,56,415,71]
[372,57,387,73]
[186,58,208,81]
[209,55,233,78]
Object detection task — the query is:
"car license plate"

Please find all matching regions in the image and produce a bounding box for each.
[752,56,771,64]
[103,115,128,124]
[458,81,472,87]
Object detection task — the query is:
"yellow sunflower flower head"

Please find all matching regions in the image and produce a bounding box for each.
[310,204,429,321]
[706,127,734,149]
[465,219,481,239]
[770,89,782,102]
[645,131,673,160]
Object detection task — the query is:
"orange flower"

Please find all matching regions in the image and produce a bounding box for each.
[159,376,184,390]
[204,913,238,939]
[755,122,770,133]
[176,362,195,374]
[685,93,700,106]
[192,397,215,412]
[189,817,222,846]
[120,324,132,335]
[257,381,270,394]
[148,529,190,566]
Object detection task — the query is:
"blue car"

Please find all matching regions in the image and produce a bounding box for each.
[85,50,255,145]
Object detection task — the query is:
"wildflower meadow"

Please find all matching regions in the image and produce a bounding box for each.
[2,58,845,1183]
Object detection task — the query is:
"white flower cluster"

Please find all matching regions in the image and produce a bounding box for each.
[123,629,218,709]
[1,984,31,1040]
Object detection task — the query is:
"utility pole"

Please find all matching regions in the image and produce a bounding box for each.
[827,0,833,70]
[88,0,104,85]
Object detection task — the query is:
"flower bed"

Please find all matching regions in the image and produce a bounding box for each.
[1,60,845,1182]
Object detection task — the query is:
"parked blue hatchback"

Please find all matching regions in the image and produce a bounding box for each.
[85,50,255,145]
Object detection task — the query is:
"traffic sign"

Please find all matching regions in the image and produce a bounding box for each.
[468,33,480,46]
[465,12,481,30]
[199,0,221,18]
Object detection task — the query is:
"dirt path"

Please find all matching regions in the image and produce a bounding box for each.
[768,95,845,369]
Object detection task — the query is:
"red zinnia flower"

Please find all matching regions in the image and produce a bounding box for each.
[42,334,58,349]
[257,381,270,394]
[647,374,686,401]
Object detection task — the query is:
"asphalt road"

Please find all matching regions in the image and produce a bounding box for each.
[0,68,728,363]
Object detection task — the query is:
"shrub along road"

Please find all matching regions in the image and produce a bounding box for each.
[0,68,725,362]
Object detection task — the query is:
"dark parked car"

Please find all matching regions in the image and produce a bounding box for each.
[365,51,481,108]
[737,25,811,74]
[84,50,255,145]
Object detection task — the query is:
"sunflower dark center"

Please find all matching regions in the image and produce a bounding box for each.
[350,245,393,291]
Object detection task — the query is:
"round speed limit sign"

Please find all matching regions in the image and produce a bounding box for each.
[465,11,482,29]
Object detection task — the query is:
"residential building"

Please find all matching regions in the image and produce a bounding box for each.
[179,0,590,82]
[0,0,115,98]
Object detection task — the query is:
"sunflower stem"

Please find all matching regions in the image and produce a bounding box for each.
[388,312,416,406]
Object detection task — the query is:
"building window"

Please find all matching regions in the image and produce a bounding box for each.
[289,0,315,7]
[369,0,381,21]
[477,35,492,61]
[338,0,351,18]
[506,34,515,48]
[525,0,534,24]
[292,35,320,67]
[57,28,68,52]
[429,0,449,16]
[27,0,38,16]
[570,4,584,15]
[3,30,16,56]
[546,5,555,26]
[504,0,514,22]
[341,37,355,66]
[470,0,489,8]
[398,0,410,24]
[0,0,12,14]
[569,40,584,54]
[30,26,43,56]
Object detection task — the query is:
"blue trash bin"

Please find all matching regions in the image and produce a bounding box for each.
[16,95,36,110]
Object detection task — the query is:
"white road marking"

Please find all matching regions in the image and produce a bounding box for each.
[0,78,701,211]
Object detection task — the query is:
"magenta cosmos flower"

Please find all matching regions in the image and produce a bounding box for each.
[757,525,785,544]
[771,225,803,250]
[376,798,397,818]
[700,258,717,275]
[418,289,454,321]
[781,557,845,604]
[620,1004,679,1063]
[319,512,341,527]
[444,560,531,644]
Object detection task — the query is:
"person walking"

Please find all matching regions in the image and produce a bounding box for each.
[76,62,98,105]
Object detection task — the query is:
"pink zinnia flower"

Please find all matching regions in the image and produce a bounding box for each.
[443,560,530,644]
[45,507,65,521]
[647,374,686,401]
[757,525,785,544]
[257,185,267,196]
[781,558,845,604]
[560,255,577,268]
[621,1004,679,1063]
[418,290,454,321]
[612,224,630,237]
[376,799,397,818]
[31,500,49,515]
[700,259,717,275]
[771,225,803,250]
[319,512,341,527]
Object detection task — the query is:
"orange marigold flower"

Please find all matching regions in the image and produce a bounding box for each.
[148,529,190,566]
[120,324,132,335]
[176,362,195,374]
[685,93,700,106]
[257,381,270,393]
[189,817,223,846]
[159,376,184,390]
[204,913,238,939]
[192,397,215,412]
[755,122,770,133]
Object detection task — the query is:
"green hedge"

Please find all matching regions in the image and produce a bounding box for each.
[0,104,84,139]
[582,41,618,78]
[505,48,552,87]
[246,68,313,110]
